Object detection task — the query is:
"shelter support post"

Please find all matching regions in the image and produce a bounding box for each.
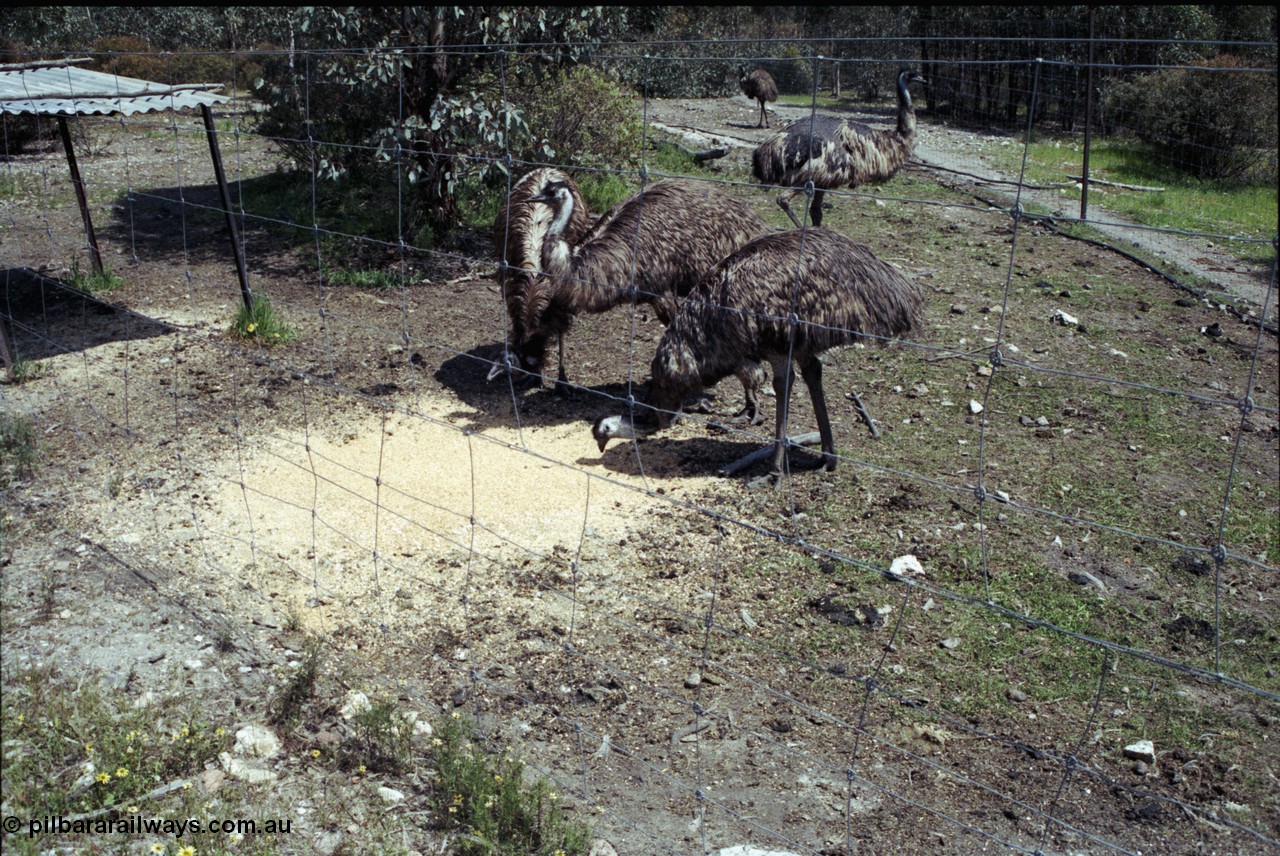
[57,116,104,277]
[200,103,253,311]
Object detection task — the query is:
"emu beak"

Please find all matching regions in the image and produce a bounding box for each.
[592,414,638,454]
[486,348,517,382]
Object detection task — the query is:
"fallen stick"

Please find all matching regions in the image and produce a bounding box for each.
[718,432,821,477]
[1066,174,1164,192]
[846,389,881,438]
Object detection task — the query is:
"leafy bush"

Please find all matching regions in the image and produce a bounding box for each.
[1102,55,1278,183]
[89,36,264,90]
[515,66,642,169]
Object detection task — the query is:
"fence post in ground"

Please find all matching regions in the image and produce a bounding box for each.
[1080,6,1096,221]
[200,103,254,312]
[57,116,105,277]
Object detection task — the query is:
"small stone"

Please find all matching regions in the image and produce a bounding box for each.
[340,691,371,720]
[887,554,924,580]
[1051,310,1079,327]
[940,638,961,650]
[1019,415,1034,427]
[219,752,277,784]
[1007,688,1028,703]
[1133,760,1149,775]
[685,672,702,689]
[1036,416,1050,427]
[1123,740,1156,764]
[378,786,406,804]
[234,725,282,759]
[950,304,967,315]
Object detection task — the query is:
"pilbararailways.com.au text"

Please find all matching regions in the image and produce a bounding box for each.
[15,814,292,838]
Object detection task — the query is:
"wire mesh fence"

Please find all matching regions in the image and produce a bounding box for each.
[2,31,1277,855]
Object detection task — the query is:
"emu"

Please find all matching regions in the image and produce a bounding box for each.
[527,178,770,420]
[738,65,778,129]
[752,69,926,228]
[593,229,923,478]
[489,168,595,386]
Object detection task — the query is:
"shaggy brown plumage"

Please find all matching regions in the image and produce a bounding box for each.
[594,228,924,476]
[752,70,925,227]
[490,168,594,384]
[530,178,771,416]
[738,66,778,129]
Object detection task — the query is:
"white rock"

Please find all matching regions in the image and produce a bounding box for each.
[219,752,277,784]
[378,786,406,804]
[1051,310,1079,327]
[233,724,282,759]
[1123,740,1156,764]
[969,399,984,414]
[888,554,924,579]
[340,690,371,720]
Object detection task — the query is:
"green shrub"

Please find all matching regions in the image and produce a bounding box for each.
[516,66,643,170]
[230,296,297,346]
[1102,54,1278,183]
[0,411,40,487]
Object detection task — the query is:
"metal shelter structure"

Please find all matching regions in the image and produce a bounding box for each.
[0,59,246,378]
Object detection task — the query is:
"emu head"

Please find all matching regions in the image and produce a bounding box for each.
[528,180,577,235]
[898,69,927,91]
[591,354,699,454]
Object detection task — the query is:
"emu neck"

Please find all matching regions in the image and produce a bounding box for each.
[896,78,916,141]
[540,196,575,278]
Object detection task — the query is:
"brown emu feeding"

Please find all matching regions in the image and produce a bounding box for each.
[738,65,778,129]
[752,69,925,228]
[489,168,595,385]
[527,178,771,420]
[593,229,923,478]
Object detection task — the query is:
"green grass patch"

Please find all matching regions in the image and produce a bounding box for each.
[0,411,40,487]
[1,665,232,821]
[230,296,296,346]
[70,260,124,294]
[324,267,399,289]
[992,134,1277,262]
[430,712,592,855]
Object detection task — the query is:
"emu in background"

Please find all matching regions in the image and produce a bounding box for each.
[752,70,926,228]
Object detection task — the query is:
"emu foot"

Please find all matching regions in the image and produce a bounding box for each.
[553,377,577,399]
[718,432,822,478]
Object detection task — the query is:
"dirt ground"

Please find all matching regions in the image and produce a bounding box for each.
[3,90,1278,855]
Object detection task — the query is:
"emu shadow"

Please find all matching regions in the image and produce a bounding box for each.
[433,344,637,432]
[2,267,173,362]
[594,431,790,480]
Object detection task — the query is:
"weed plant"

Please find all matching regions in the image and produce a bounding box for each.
[230,297,296,346]
[70,260,124,294]
[430,713,592,856]
[0,411,39,487]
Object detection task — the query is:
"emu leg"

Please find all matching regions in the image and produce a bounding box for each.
[800,356,838,470]
[769,357,794,476]
[757,100,768,129]
[777,189,804,229]
[809,189,825,228]
[553,335,575,397]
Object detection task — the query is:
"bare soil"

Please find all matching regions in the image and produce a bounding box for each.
[3,93,1277,855]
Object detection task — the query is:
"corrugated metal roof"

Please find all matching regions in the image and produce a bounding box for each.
[0,64,228,117]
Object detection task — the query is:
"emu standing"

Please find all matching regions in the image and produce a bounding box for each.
[752,69,926,228]
[527,178,770,420]
[593,229,923,478]
[489,168,595,385]
[738,65,778,129]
